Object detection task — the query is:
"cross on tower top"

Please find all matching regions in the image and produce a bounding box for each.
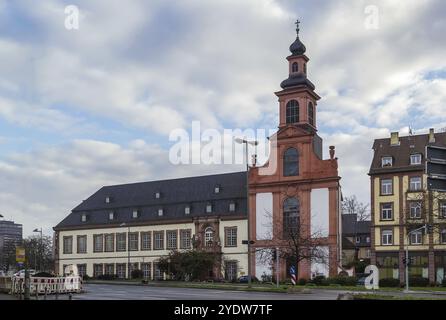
[295,20,300,36]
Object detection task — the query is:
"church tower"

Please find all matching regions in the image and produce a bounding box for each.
[248,21,342,281]
[278,20,319,131]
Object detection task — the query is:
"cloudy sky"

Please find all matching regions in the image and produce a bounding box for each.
[1,0,445,236]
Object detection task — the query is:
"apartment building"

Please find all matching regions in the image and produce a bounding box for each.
[369,129,446,285]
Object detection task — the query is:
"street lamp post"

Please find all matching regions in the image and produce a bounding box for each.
[120,223,131,279]
[33,228,43,272]
[235,137,258,289]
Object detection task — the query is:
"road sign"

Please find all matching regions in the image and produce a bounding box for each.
[16,247,25,263]
[426,146,446,191]
[290,266,297,285]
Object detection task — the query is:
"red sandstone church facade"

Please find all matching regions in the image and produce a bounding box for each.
[248,22,342,280]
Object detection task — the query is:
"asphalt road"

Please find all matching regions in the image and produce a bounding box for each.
[2,283,446,300]
[71,284,342,300]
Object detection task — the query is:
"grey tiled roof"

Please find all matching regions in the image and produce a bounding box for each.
[342,214,371,235]
[54,172,247,230]
[369,132,446,175]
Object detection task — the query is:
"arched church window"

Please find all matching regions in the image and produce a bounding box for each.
[286,100,299,124]
[205,227,214,247]
[308,102,315,126]
[292,62,299,73]
[283,198,300,236]
[283,148,299,177]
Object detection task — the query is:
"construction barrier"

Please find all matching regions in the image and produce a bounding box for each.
[10,276,83,295]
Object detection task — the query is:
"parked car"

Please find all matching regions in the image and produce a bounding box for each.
[13,269,37,277]
[238,276,259,283]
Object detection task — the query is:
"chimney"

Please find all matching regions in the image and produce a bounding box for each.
[390,132,400,146]
[429,128,436,144]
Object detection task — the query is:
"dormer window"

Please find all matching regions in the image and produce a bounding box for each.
[381,157,393,167]
[229,202,236,212]
[109,212,114,220]
[105,196,111,204]
[206,204,213,213]
[158,208,164,217]
[155,192,161,199]
[214,185,220,194]
[410,154,422,165]
[81,214,87,222]
[132,210,139,219]
[292,62,298,73]
[185,206,191,215]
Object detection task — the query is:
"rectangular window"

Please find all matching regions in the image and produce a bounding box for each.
[63,236,73,254]
[154,231,164,250]
[141,232,152,250]
[381,179,393,195]
[441,230,446,244]
[382,157,393,167]
[180,229,191,249]
[77,235,87,254]
[104,234,115,252]
[93,264,103,278]
[129,263,139,277]
[409,202,422,219]
[129,232,139,251]
[166,230,177,250]
[381,203,393,220]
[229,202,236,212]
[185,206,191,215]
[225,227,237,247]
[105,264,115,276]
[410,177,422,191]
[355,236,361,244]
[158,208,164,217]
[225,261,238,282]
[382,230,393,246]
[93,234,104,253]
[116,233,127,252]
[132,210,139,219]
[141,263,152,280]
[410,154,422,165]
[77,264,87,277]
[154,263,163,280]
[108,211,114,220]
[206,204,212,213]
[116,264,126,279]
[410,231,423,245]
[440,202,446,218]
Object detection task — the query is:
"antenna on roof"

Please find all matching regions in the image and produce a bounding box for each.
[409,126,414,136]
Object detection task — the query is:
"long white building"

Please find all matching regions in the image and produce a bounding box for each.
[53,172,248,281]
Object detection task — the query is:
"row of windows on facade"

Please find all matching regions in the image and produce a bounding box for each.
[285,100,315,126]
[381,154,422,168]
[104,186,224,205]
[73,260,240,282]
[80,201,238,223]
[62,227,238,254]
[379,201,446,221]
[380,176,424,195]
[380,228,446,246]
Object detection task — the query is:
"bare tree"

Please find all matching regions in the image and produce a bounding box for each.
[342,195,370,221]
[403,189,446,241]
[256,210,329,279]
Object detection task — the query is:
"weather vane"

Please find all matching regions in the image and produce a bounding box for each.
[295,19,300,36]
